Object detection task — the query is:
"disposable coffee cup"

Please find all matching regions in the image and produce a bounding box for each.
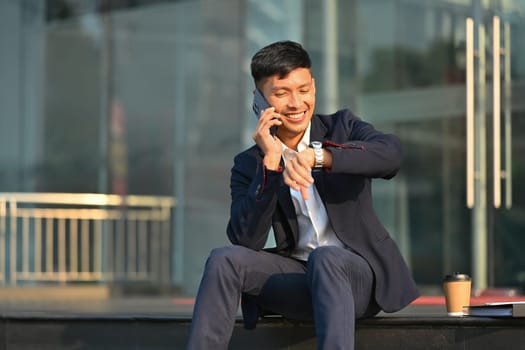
[443,273,471,317]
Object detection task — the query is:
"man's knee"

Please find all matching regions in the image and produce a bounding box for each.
[307,246,342,266]
[205,245,251,271]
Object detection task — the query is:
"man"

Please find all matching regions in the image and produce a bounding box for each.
[187,40,419,350]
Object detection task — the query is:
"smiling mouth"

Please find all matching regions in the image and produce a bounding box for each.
[285,111,306,120]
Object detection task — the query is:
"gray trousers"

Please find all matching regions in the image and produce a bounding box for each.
[186,245,379,350]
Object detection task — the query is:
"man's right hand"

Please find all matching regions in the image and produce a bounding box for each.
[252,107,282,170]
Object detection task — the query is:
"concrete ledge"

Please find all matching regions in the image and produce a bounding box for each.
[1,312,525,350]
[356,316,525,350]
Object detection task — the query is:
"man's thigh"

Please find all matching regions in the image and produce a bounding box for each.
[210,245,306,295]
[210,246,312,321]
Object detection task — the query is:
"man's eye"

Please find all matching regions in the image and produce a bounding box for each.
[300,89,310,94]
[274,93,286,98]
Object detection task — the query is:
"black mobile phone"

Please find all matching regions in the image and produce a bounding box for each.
[252,88,270,117]
[252,89,277,136]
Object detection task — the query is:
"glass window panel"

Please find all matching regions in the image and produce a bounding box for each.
[1,0,525,300]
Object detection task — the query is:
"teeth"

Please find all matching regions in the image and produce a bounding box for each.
[287,112,304,119]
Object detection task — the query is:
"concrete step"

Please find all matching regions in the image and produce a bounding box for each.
[1,312,525,349]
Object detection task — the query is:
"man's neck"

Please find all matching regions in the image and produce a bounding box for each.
[278,130,307,151]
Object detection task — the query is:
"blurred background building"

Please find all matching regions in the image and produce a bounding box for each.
[0,0,524,300]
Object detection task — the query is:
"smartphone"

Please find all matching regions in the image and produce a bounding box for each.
[252,89,277,136]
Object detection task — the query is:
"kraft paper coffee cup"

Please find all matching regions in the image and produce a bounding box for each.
[443,273,471,316]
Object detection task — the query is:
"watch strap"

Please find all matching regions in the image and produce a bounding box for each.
[310,141,323,169]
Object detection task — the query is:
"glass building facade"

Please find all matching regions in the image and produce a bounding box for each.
[1,0,524,296]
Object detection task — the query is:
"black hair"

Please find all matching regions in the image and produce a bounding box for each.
[250,40,312,86]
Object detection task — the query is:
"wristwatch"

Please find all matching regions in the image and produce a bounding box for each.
[310,141,324,170]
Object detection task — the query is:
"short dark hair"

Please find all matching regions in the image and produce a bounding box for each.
[250,40,312,86]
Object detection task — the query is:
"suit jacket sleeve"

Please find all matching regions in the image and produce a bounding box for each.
[322,110,402,180]
[226,149,281,250]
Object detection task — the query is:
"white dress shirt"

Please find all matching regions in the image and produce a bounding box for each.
[280,123,345,261]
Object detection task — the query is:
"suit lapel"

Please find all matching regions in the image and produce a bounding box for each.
[278,177,299,243]
[309,115,328,141]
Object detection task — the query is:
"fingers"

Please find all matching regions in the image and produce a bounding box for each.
[252,108,282,157]
[284,176,311,201]
[255,108,281,137]
[300,186,309,201]
[283,153,314,200]
[285,154,314,186]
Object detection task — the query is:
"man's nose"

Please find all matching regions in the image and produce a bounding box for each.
[287,93,301,108]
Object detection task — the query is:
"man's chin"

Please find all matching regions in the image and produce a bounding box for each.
[278,125,307,138]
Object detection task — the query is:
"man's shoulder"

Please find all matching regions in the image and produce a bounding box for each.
[314,108,360,124]
[312,108,362,135]
[233,144,262,164]
[235,144,260,157]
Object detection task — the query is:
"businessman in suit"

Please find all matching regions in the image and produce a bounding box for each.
[186,40,419,350]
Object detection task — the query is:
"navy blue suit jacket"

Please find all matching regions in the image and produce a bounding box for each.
[227,109,419,322]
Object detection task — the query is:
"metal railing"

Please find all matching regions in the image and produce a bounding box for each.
[0,193,176,286]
